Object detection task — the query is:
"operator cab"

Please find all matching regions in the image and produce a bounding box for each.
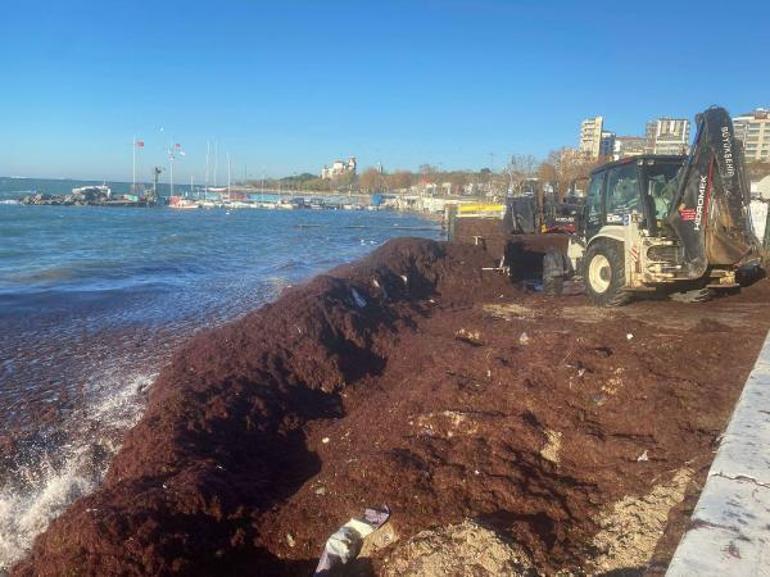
[581,155,686,240]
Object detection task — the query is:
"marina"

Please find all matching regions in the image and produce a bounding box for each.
[14,181,384,211]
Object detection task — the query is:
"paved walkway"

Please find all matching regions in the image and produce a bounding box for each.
[666,330,770,577]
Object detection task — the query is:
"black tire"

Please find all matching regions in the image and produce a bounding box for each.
[583,239,630,306]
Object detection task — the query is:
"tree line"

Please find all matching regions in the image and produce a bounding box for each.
[243,155,770,198]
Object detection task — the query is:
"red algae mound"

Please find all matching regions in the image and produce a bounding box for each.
[12,238,770,577]
[11,239,512,577]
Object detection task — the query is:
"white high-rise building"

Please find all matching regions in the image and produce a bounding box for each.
[733,108,770,162]
[646,118,691,155]
[579,116,604,159]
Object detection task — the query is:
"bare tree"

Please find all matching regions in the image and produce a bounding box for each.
[504,154,539,195]
[546,147,600,199]
[359,168,386,193]
[387,170,414,191]
[418,164,439,184]
[537,161,558,186]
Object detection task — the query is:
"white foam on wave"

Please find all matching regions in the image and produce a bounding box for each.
[0,371,153,574]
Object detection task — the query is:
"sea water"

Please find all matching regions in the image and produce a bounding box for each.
[0,186,443,571]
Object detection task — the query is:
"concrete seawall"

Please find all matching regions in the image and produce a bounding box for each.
[665,330,770,577]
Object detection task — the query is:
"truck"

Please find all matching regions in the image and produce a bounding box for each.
[569,106,762,305]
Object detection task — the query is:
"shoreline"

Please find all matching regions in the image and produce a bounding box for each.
[10,238,770,576]
[0,209,444,574]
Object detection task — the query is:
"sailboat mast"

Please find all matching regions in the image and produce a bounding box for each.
[214,141,219,188]
[205,141,210,201]
[227,152,231,197]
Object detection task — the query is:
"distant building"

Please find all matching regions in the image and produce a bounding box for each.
[733,108,770,162]
[613,136,647,160]
[321,157,357,179]
[646,117,691,155]
[580,116,604,159]
[600,131,616,158]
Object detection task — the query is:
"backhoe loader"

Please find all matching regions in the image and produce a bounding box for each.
[569,106,762,305]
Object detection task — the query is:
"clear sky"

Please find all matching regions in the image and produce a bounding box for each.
[1,0,768,182]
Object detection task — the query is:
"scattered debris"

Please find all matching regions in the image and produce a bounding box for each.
[540,429,563,465]
[637,450,649,462]
[360,523,399,558]
[601,370,624,396]
[372,277,389,299]
[483,303,537,321]
[455,328,483,346]
[286,533,296,548]
[413,410,479,439]
[313,506,390,576]
[351,288,367,309]
[519,332,530,345]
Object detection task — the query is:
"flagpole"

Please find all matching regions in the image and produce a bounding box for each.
[132,135,136,193]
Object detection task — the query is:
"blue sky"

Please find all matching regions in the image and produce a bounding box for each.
[1,0,768,181]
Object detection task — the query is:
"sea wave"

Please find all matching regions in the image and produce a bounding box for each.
[0,371,152,573]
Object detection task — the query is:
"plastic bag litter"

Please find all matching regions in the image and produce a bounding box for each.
[313,506,390,576]
[350,288,367,309]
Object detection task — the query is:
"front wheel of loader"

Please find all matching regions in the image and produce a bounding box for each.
[583,239,630,306]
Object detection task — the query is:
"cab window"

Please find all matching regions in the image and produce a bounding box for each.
[605,163,640,219]
[585,171,604,228]
[646,162,680,222]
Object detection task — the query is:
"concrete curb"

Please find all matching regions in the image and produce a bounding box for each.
[665,330,770,577]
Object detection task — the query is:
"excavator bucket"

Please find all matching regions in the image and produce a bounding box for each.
[668,107,761,278]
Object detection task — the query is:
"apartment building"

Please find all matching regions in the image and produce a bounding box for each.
[646,118,691,155]
[613,136,647,160]
[579,116,604,159]
[733,108,770,162]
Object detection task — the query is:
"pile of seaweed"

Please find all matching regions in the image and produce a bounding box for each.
[15,238,770,576]
[12,239,513,577]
